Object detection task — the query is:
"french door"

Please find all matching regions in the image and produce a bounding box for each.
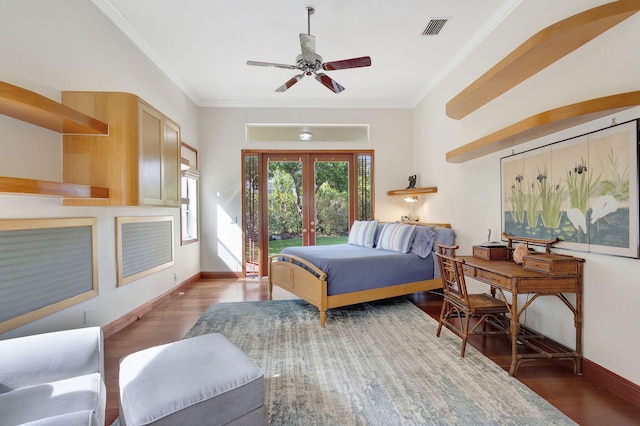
[243,150,374,277]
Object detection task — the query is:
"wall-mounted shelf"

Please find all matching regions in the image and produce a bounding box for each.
[387,187,437,196]
[446,91,640,163]
[0,176,109,199]
[0,82,110,199]
[445,0,640,119]
[0,81,108,134]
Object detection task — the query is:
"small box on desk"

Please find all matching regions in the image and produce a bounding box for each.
[522,253,582,275]
[473,245,511,260]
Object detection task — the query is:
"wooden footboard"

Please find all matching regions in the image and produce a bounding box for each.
[268,253,442,327]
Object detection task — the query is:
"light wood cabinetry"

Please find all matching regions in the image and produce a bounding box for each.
[62,92,181,206]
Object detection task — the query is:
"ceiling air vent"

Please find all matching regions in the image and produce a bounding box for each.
[422,18,448,36]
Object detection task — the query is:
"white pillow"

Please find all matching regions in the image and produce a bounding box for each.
[347,220,379,248]
[376,223,417,253]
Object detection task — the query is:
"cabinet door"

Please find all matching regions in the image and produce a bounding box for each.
[163,120,180,206]
[139,104,164,205]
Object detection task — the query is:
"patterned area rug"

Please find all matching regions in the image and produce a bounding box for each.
[184,298,576,425]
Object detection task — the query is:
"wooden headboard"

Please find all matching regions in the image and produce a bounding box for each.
[401,220,452,228]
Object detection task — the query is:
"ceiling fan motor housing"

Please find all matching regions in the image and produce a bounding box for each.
[295,53,323,75]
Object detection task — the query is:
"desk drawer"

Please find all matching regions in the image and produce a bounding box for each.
[462,264,476,278]
[476,269,511,288]
[473,245,510,260]
[522,253,581,275]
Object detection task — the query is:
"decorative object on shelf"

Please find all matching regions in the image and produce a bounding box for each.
[501,120,638,258]
[406,175,416,189]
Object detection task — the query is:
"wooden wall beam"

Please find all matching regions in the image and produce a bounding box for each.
[446,0,640,119]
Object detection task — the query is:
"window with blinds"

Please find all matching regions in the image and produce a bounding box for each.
[0,218,98,333]
[116,216,174,286]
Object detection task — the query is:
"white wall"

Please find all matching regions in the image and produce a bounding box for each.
[0,0,200,338]
[2,0,638,388]
[414,0,640,384]
[198,107,414,272]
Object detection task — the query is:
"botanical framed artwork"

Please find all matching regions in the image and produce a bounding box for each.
[501,119,639,258]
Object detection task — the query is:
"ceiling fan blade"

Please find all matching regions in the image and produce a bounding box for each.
[315,73,345,93]
[299,34,316,62]
[276,74,305,92]
[322,56,372,71]
[247,60,296,70]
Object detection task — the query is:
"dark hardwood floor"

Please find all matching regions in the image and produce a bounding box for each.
[104,278,640,425]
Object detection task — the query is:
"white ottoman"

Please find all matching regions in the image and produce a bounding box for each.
[119,333,266,425]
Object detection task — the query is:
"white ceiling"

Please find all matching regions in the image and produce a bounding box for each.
[92,0,521,109]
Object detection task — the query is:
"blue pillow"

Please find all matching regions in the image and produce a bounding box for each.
[434,226,456,247]
[410,226,437,258]
[348,220,379,248]
[376,223,417,253]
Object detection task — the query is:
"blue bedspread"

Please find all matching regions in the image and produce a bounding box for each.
[280,244,435,296]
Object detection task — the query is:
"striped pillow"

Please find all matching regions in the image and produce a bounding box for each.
[348,220,379,248]
[376,223,417,253]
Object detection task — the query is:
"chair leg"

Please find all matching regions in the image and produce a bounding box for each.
[436,300,448,337]
[460,311,471,357]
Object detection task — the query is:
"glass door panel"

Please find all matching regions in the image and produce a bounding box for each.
[267,157,304,257]
[313,156,350,246]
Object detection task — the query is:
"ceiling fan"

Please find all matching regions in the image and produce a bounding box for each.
[246,6,372,94]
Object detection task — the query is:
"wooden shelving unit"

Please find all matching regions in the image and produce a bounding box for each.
[0,81,110,199]
[387,187,438,196]
[0,81,108,134]
[446,91,640,163]
[445,0,640,120]
[0,176,109,199]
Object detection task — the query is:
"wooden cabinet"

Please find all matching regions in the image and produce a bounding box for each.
[62,92,181,206]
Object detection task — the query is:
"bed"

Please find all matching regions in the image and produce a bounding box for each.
[268,221,455,326]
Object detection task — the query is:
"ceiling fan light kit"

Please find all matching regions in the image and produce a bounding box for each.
[247,6,371,94]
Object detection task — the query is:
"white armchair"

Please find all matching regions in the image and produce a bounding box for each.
[0,327,106,426]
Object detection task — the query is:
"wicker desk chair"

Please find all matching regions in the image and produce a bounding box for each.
[434,243,511,357]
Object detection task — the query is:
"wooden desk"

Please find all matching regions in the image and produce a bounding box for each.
[459,255,584,375]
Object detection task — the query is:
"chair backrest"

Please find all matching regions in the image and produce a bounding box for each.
[434,242,469,305]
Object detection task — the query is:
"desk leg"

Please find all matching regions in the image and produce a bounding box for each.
[576,283,583,374]
[509,292,519,376]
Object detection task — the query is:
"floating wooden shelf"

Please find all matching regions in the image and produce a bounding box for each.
[446,0,640,119]
[446,91,640,163]
[0,176,109,199]
[0,81,108,134]
[387,187,437,196]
